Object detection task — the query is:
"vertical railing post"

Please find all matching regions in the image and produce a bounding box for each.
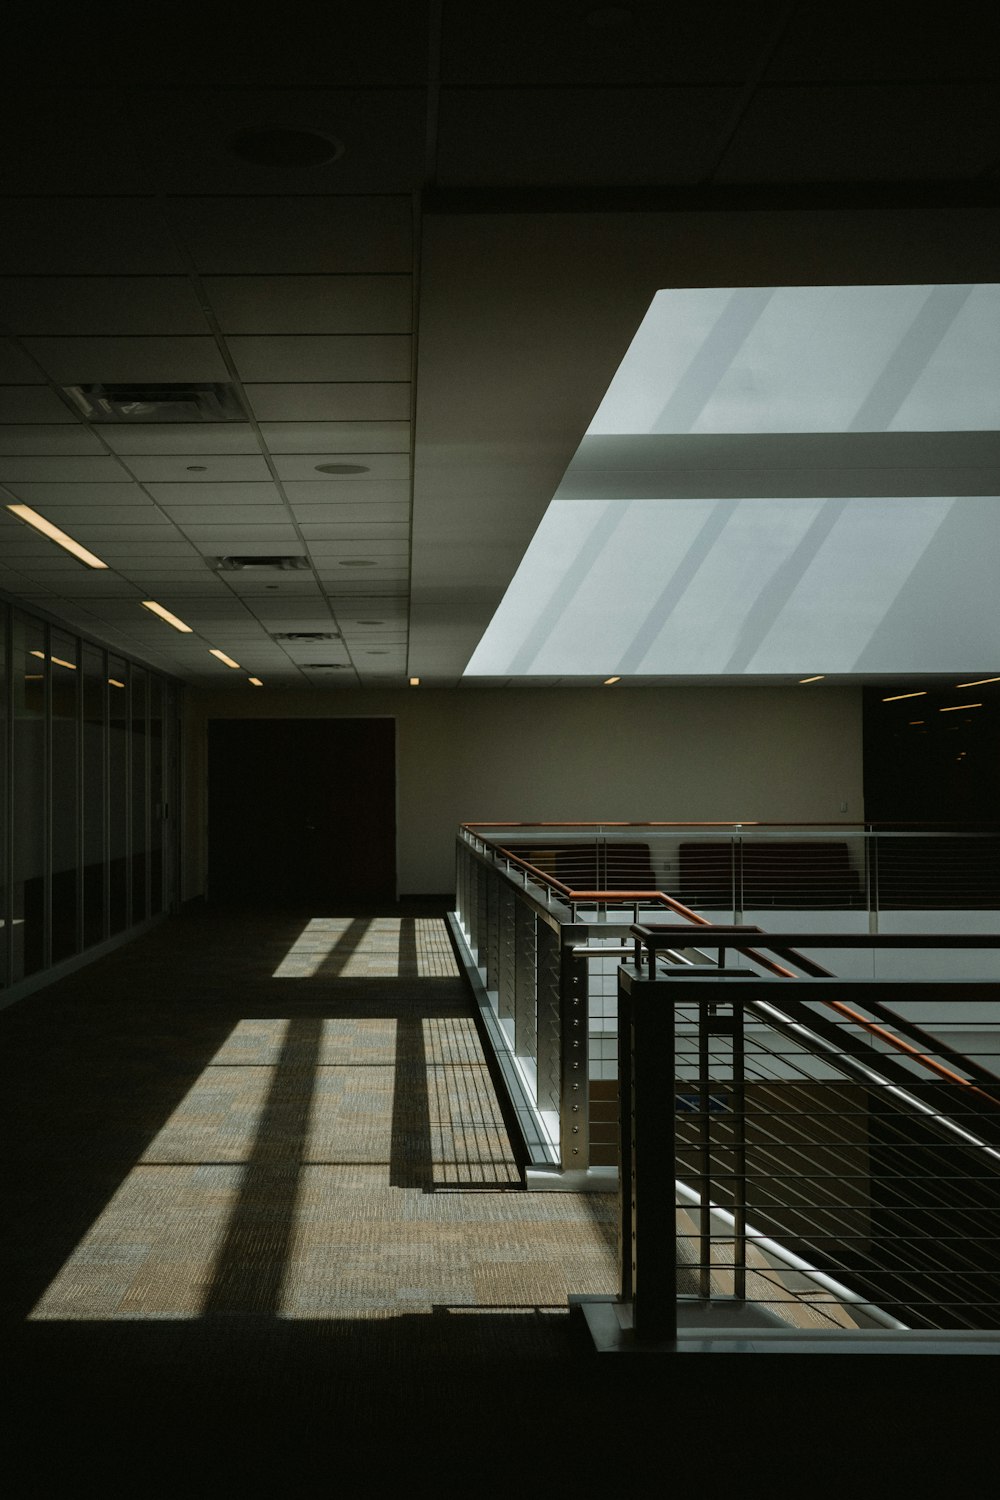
[618,964,678,1343]
[732,995,747,1301]
[560,940,590,1170]
[697,997,712,1300]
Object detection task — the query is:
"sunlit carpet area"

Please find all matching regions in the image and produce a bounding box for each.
[4,911,616,1332]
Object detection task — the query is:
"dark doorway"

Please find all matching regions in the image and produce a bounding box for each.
[207,718,396,906]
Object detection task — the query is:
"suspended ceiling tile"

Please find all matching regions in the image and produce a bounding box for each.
[436,87,739,186]
[291,502,410,526]
[182,524,300,545]
[203,275,412,334]
[0,199,184,274]
[259,420,410,453]
[0,387,75,422]
[767,4,1000,81]
[0,455,135,483]
[222,572,322,595]
[283,479,411,505]
[160,505,292,526]
[272,452,410,481]
[143,481,282,506]
[0,339,46,383]
[51,574,145,595]
[304,538,408,556]
[322,578,408,595]
[228,335,411,383]
[97,541,205,559]
[138,89,425,195]
[122,556,219,570]
[33,505,166,527]
[718,85,1000,183]
[246,384,410,422]
[298,522,410,542]
[71,522,181,540]
[4,481,153,506]
[0,277,211,336]
[124,576,230,594]
[0,425,106,455]
[170,197,412,274]
[24,336,230,385]
[121,454,272,483]
[101,424,261,456]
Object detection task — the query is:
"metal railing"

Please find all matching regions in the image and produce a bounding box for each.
[620,942,1000,1338]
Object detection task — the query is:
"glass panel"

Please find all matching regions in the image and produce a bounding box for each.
[108,658,128,936]
[149,675,163,915]
[50,630,79,964]
[81,643,106,949]
[12,616,47,978]
[131,666,147,924]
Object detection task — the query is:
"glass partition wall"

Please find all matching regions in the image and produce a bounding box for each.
[0,598,181,993]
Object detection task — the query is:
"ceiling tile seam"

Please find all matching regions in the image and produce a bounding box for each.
[701,0,802,186]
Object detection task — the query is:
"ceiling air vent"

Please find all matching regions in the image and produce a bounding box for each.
[271,631,341,641]
[216,555,310,571]
[63,382,246,423]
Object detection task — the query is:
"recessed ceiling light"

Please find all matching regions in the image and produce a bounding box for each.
[339,559,377,567]
[7,503,109,569]
[209,649,241,670]
[108,678,125,689]
[799,675,825,684]
[604,676,621,685]
[409,677,420,686]
[314,462,371,475]
[141,600,193,633]
[227,127,344,167]
[248,677,264,687]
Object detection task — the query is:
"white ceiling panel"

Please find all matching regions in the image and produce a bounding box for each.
[0,455,134,482]
[0,388,75,422]
[222,573,322,595]
[121,454,272,483]
[170,198,412,274]
[0,199,184,274]
[228,336,411,383]
[259,420,410,453]
[101,424,261,456]
[203,276,412,334]
[290,503,409,525]
[48,574,145,595]
[246,383,410,422]
[122,576,229,593]
[70,522,180,540]
[320,578,409,595]
[31,506,168,527]
[0,277,210,336]
[0,339,45,382]
[3,481,153,506]
[272,452,410,481]
[96,542,204,559]
[24,337,230,384]
[0,425,106,455]
[144,481,281,506]
[160,506,291,526]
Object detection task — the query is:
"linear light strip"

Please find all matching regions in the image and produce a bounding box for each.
[30,650,76,670]
[7,503,108,569]
[940,703,982,712]
[799,675,825,683]
[209,649,241,670]
[141,600,193,634]
[955,676,1000,688]
[883,691,927,702]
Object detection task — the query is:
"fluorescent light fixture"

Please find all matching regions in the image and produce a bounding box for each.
[799,675,825,684]
[909,720,925,725]
[955,676,1000,688]
[7,503,108,569]
[409,677,420,686]
[248,677,264,687]
[108,678,125,688]
[30,650,76,670]
[141,600,193,633]
[883,691,927,702]
[604,675,621,685]
[209,649,241,669]
[940,702,982,712]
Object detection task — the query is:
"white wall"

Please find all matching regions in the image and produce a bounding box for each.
[184,684,863,898]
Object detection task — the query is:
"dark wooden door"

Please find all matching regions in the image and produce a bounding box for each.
[207,718,396,906]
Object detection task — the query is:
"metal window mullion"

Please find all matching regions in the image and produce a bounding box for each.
[3,606,12,988]
[124,663,132,928]
[101,649,110,941]
[74,631,84,955]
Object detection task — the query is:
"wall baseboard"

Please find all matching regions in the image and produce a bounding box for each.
[0,914,169,1013]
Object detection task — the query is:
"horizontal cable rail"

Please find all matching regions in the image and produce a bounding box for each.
[455,822,1000,1336]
